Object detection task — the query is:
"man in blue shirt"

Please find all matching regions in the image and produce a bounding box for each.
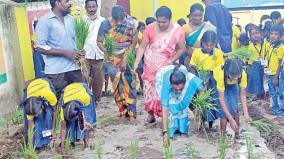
[36,0,82,94]
[202,0,233,53]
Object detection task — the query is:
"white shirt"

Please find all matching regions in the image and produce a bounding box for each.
[83,15,105,60]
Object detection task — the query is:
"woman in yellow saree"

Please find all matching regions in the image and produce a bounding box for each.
[97,5,138,120]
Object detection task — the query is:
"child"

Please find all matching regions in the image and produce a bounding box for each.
[246,25,265,97]
[60,83,96,154]
[213,58,252,136]
[20,78,57,148]
[264,24,284,116]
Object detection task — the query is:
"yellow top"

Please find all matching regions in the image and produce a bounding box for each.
[263,42,284,75]
[135,31,143,49]
[247,41,266,65]
[213,66,247,92]
[31,34,36,49]
[63,83,90,106]
[231,26,241,51]
[190,48,224,71]
[26,78,57,120]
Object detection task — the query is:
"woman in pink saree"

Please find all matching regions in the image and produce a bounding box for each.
[134,6,186,123]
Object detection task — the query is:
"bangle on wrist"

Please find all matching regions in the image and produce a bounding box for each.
[162,130,167,135]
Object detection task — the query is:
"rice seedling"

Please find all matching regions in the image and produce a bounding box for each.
[74,17,90,51]
[218,135,228,159]
[65,132,72,155]
[191,89,218,129]
[186,144,198,159]
[126,51,135,69]
[93,113,117,127]
[74,147,78,159]
[9,109,23,125]
[130,139,138,159]
[54,107,61,133]
[225,47,252,61]
[0,117,8,135]
[96,137,103,159]
[203,129,211,144]
[246,136,253,159]
[249,119,273,136]
[103,35,115,56]
[22,126,39,159]
[163,145,173,159]
[55,153,63,159]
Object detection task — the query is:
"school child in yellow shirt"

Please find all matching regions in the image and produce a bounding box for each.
[264,24,284,116]
[190,30,224,129]
[212,58,252,136]
[246,26,266,96]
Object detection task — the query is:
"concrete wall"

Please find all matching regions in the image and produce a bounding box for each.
[0,3,25,116]
[100,0,117,17]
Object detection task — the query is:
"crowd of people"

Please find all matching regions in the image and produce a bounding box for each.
[24,0,284,154]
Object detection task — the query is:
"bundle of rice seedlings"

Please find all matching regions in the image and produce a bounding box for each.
[126,51,135,69]
[225,47,252,61]
[65,132,72,155]
[249,119,273,136]
[163,145,173,159]
[96,137,103,159]
[74,17,90,79]
[74,17,90,51]
[191,89,218,128]
[103,35,115,57]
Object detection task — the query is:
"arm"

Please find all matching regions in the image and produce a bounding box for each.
[170,36,186,64]
[162,106,169,146]
[273,58,282,86]
[27,120,34,149]
[134,38,149,70]
[240,89,252,123]
[218,91,239,132]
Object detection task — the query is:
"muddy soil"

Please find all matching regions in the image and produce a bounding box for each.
[0,96,283,159]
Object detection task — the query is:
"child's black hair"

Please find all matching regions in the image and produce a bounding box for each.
[170,65,186,85]
[201,31,217,44]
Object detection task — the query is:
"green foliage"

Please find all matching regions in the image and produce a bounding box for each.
[126,51,135,69]
[93,114,117,126]
[96,137,103,159]
[55,154,63,159]
[54,107,61,133]
[225,47,252,61]
[9,109,24,125]
[103,35,115,56]
[218,135,228,159]
[249,119,273,136]
[191,89,218,128]
[130,140,138,159]
[246,136,253,159]
[22,126,39,159]
[65,132,72,155]
[163,145,173,159]
[186,144,198,159]
[74,17,90,51]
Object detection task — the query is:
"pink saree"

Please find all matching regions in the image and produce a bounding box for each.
[142,24,184,117]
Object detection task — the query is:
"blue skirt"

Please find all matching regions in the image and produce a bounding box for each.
[203,73,219,122]
[66,91,96,143]
[23,106,53,148]
[247,62,264,95]
[215,84,239,119]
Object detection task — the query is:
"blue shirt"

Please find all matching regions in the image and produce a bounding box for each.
[204,3,233,53]
[36,11,79,74]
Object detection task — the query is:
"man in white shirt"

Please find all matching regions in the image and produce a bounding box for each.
[83,0,105,103]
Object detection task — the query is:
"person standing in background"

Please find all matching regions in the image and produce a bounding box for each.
[202,0,233,54]
[83,0,105,104]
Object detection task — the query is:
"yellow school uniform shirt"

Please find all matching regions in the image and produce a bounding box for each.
[60,83,91,120]
[190,48,224,71]
[247,41,267,65]
[26,79,57,120]
[213,66,247,92]
[231,26,241,51]
[263,42,284,75]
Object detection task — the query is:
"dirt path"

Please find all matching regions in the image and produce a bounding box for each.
[0,96,283,159]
